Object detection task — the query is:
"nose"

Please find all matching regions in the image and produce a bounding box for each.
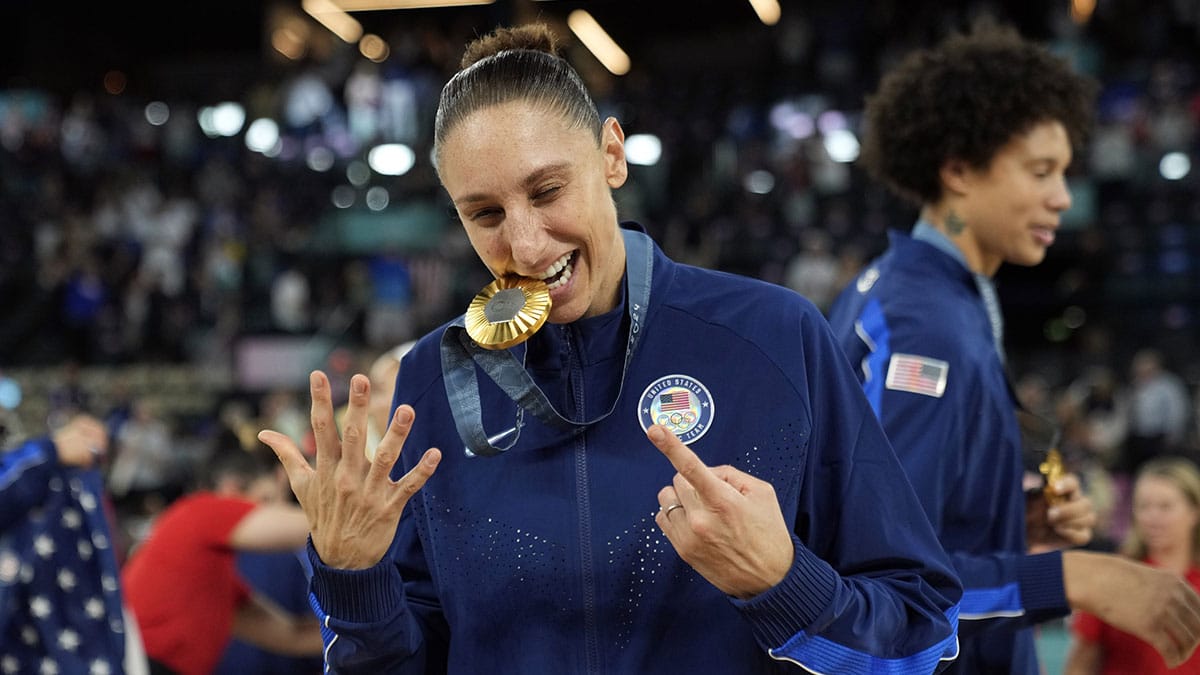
[503,209,549,272]
[1048,175,1072,213]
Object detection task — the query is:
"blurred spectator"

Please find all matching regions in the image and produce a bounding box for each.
[269,263,311,333]
[334,340,414,459]
[45,360,91,430]
[214,455,322,675]
[0,414,149,674]
[214,548,322,675]
[60,252,109,363]
[363,252,415,349]
[1122,348,1192,474]
[107,397,182,510]
[1065,365,1129,471]
[122,446,322,675]
[1065,456,1200,674]
[783,229,841,312]
[258,388,311,453]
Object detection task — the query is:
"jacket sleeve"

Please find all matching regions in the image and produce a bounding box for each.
[306,500,448,674]
[0,438,57,533]
[731,310,962,674]
[839,300,1069,638]
[875,374,1068,635]
[304,349,452,674]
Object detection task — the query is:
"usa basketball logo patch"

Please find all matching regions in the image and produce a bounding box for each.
[638,374,714,445]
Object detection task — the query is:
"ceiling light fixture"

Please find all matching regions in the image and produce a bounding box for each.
[747,0,781,26]
[331,0,495,10]
[567,10,630,76]
[302,0,364,42]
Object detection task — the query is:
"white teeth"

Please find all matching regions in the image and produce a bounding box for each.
[534,252,573,281]
[546,264,572,290]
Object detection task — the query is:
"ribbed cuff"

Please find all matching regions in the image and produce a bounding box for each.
[1018,550,1069,621]
[730,534,839,649]
[308,539,405,623]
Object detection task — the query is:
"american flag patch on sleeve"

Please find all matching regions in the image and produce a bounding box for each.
[885,353,949,398]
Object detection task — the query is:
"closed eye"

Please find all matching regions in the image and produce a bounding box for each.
[533,185,562,201]
[468,207,503,224]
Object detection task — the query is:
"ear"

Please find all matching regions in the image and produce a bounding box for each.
[938,157,974,198]
[601,117,628,189]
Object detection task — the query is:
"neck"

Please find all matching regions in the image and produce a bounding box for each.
[1149,544,1193,575]
[918,204,999,276]
[589,226,627,319]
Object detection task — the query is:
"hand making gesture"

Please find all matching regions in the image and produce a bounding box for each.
[648,424,795,599]
[258,370,441,569]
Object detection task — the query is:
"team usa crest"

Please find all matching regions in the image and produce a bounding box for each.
[638,374,714,445]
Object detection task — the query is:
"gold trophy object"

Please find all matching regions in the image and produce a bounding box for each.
[465,276,552,350]
[1038,448,1067,507]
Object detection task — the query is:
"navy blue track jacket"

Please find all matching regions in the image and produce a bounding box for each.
[307,224,963,674]
[828,229,1072,674]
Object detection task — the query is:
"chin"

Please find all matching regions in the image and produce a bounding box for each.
[1012,250,1048,267]
[548,304,585,325]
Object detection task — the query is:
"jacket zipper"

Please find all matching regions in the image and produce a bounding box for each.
[566,325,601,673]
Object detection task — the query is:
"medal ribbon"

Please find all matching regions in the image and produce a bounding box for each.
[440,228,653,457]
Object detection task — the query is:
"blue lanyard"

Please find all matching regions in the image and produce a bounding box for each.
[439,228,653,457]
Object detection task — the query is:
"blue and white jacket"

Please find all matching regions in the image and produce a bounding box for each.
[308,223,962,674]
[0,436,127,674]
[828,229,1071,674]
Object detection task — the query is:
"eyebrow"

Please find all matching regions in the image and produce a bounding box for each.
[1025,155,1070,170]
[453,161,573,207]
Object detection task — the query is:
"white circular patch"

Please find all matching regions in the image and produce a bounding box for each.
[638,374,714,445]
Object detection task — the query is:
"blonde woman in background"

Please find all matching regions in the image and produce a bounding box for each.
[1066,456,1200,674]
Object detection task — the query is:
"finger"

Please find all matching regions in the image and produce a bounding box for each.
[1054,525,1093,547]
[340,373,372,473]
[1157,618,1189,668]
[710,464,764,496]
[1157,589,1200,667]
[656,485,680,510]
[647,424,726,504]
[389,448,442,508]
[258,429,315,483]
[1179,624,1200,666]
[1176,589,1200,656]
[308,371,342,468]
[368,405,415,484]
[1048,498,1096,527]
[1051,473,1083,499]
[671,473,704,512]
[75,416,108,445]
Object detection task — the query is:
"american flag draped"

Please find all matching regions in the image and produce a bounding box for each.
[0,439,127,674]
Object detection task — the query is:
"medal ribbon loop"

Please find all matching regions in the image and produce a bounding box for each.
[440,228,653,457]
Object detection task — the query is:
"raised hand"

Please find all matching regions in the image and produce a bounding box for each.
[258,370,441,570]
[647,424,794,599]
[51,414,108,468]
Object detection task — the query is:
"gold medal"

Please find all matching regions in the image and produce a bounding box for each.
[465,276,552,349]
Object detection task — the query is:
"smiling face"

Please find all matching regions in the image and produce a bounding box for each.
[943,120,1074,275]
[437,101,629,324]
[1133,474,1200,558]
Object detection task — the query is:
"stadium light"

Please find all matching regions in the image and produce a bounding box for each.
[567,10,630,76]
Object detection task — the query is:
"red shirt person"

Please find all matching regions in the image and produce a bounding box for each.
[1066,458,1200,675]
[122,448,322,675]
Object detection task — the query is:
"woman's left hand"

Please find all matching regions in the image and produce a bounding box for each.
[647,424,794,599]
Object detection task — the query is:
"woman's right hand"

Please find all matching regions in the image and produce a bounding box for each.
[258,370,441,569]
